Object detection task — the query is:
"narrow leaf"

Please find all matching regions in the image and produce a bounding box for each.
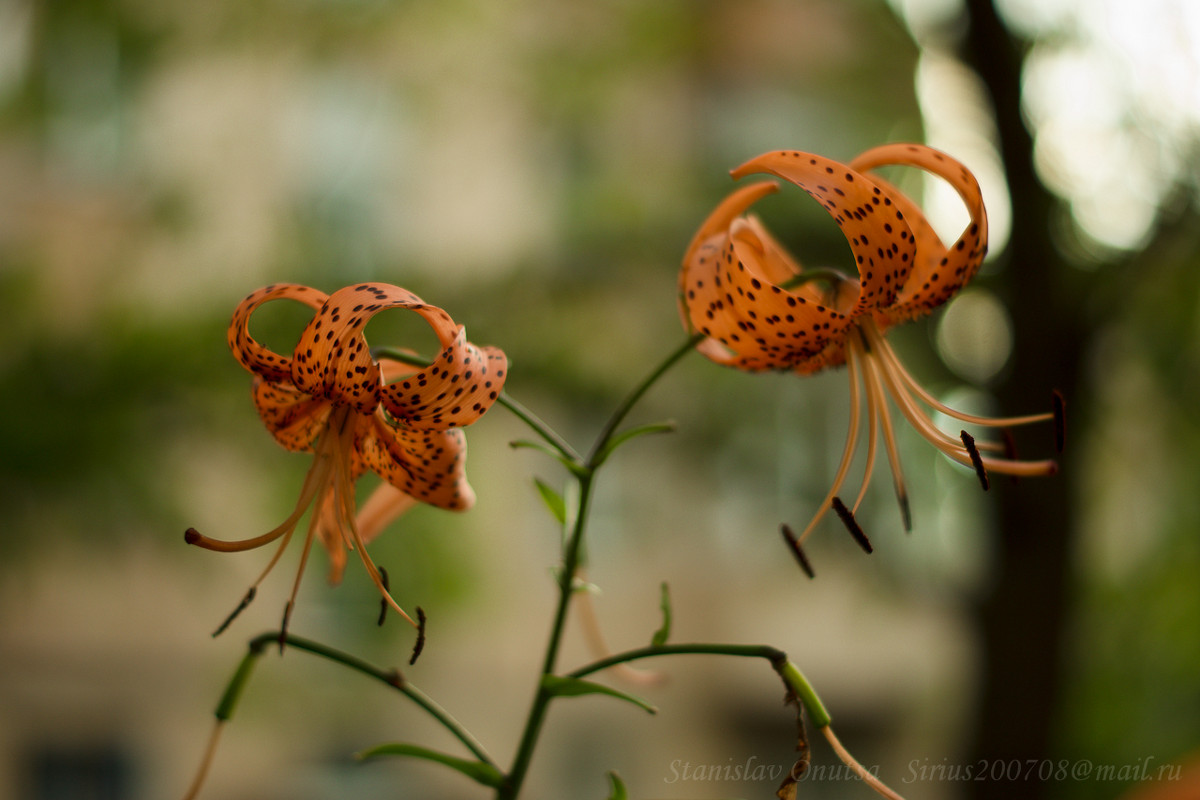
[510,440,589,477]
[591,421,676,468]
[606,770,628,800]
[540,675,657,714]
[533,478,567,526]
[355,743,504,788]
[650,582,672,647]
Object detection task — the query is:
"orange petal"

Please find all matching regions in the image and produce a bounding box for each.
[358,409,476,511]
[251,378,332,453]
[228,283,328,383]
[291,283,456,412]
[380,329,508,430]
[679,183,855,371]
[731,150,919,318]
[849,144,989,323]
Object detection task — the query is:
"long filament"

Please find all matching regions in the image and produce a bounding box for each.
[861,347,911,530]
[862,321,1056,476]
[331,414,417,628]
[798,337,864,543]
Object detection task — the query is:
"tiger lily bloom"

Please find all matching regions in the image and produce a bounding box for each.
[186,282,507,634]
[679,144,1060,552]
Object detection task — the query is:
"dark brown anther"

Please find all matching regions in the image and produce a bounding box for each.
[831,497,872,554]
[377,567,390,627]
[211,586,256,638]
[960,430,989,491]
[780,524,815,579]
[1052,390,1066,453]
[409,607,427,666]
[897,489,912,533]
[278,601,294,654]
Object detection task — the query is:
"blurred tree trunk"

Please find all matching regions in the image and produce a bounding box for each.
[959,2,1088,798]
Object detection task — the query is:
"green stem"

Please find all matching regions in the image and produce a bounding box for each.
[498,335,701,800]
[586,334,701,466]
[500,473,595,799]
[567,642,787,679]
[570,644,832,729]
[496,392,582,464]
[244,632,497,769]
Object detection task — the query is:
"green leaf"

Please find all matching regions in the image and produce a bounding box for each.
[355,743,504,788]
[650,581,672,647]
[510,440,590,477]
[606,770,628,800]
[590,421,676,468]
[540,675,657,714]
[533,478,567,525]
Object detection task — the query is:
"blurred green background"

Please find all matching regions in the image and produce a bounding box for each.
[2,0,1199,798]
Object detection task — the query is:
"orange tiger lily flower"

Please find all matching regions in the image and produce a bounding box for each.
[680,144,1060,553]
[186,282,507,633]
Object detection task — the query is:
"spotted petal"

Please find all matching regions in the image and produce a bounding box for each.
[679,180,856,371]
[251,378,332,453]
[380,331,508,430]
[848,143,988,325]
[228,283,328,383]
[358,409,476,511]
[730,150,919,318]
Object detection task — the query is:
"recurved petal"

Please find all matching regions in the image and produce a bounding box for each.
[680,189,853,371]
[849,144,989,322]
[730,150,918,317]
[380,330,508,430]
[228,283,328,383]
[358,410,476,511]
[291,283,459,414]
[252,378,333,453]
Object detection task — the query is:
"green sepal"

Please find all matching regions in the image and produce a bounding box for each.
[650,581,672,647]
[590,421,676,469]
[540,675,657,714]
[355,743,504,788]
[606,770,628,800]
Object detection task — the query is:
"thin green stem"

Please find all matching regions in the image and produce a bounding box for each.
[496,392,583,464]
[567,642,787,679]
[499,334,702,800]
[247,632,497,769]
[587,334,701,466]
[570,644,832,729]
[500,473,595,799]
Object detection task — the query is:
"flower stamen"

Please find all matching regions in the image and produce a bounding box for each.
[960,430,990,491]
[831,497,872,554]
[780,524,815,579]
[796,336,865,544]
